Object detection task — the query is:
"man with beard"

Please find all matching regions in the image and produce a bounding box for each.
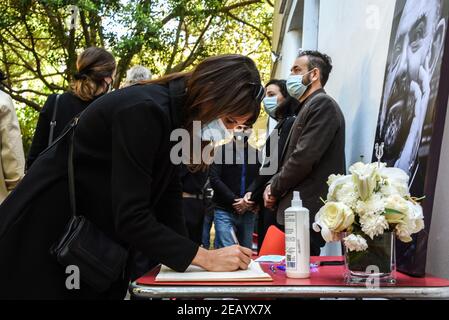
[376,0,446,182]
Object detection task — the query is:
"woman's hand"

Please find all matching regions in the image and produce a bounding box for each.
[192,246,252,271]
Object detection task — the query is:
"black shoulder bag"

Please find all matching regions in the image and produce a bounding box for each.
[48,94,60,146]
[50,115,128,293]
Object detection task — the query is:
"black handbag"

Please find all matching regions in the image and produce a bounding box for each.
[50,116,128,293]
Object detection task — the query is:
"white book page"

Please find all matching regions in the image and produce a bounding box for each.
[155,260,272,282]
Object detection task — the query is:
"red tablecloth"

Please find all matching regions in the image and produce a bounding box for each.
[136,256,449,288]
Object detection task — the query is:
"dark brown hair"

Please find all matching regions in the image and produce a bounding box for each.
[142,54,263,171]
[70,47,116,101]
[297,50,333,86]
[143,54,262,127]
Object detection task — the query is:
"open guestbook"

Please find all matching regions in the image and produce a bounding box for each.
[155,260,273,282]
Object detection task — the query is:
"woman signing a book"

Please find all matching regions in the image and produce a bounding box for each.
[0,54,262,300]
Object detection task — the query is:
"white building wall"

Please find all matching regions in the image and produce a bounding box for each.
[317,0,396,166]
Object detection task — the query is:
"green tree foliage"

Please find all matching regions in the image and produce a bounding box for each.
[0,0,273,155]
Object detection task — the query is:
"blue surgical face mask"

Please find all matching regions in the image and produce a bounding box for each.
[263,96,278,119]
[286,70,314,99]
[200,119,232,142]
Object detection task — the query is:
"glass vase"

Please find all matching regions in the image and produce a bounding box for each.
[342,232,396,285]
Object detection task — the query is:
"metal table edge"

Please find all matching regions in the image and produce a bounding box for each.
[129,282,449,300]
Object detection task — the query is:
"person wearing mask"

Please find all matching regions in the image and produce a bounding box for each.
[210,124,261,250]
[243,79,300,250]
[121,65,152,88]
[0,54,263,299]
[0,71,25,204]
[26,47,116,169]
[263,50,346,256]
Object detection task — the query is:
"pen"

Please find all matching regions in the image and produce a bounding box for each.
[276,265,285,271]
[230,227,239,245]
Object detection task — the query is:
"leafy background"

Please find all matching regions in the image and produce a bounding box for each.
[0,0,274,154]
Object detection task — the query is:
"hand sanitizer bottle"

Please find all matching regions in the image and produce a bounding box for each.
[285,191,310,279]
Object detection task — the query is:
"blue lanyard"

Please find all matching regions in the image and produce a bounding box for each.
[240,154,246,197]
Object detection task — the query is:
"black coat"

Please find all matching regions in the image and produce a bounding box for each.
[209,141,261,213]
[180,164,208,195]
[27,92,92,169]
[0,79,199,299]
[247,116,297,203]
[270,89,346,253]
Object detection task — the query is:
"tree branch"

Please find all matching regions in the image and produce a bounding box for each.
[165,16,184,74]
[2,83,43,112]
[226,11,272,47]
[79,10,92,46]
[170,16,214,73]
[161,0,262,25]
[1,34,65,91]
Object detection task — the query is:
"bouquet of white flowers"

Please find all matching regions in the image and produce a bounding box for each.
[313,162,425,253]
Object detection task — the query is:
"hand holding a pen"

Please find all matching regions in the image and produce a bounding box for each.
[192,228,252,272]
[192,245,252,272]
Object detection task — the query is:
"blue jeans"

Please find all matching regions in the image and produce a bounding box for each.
[214,209,256,249]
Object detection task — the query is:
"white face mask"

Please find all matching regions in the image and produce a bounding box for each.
[286,69,314,99]
[263,96,278,118]
[200,119,232,142]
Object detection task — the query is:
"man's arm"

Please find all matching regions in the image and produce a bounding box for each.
[0,97,25,192]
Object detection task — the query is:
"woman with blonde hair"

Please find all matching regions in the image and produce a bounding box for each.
[27,47,115,168]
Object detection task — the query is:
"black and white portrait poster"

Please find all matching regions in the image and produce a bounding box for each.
[374,0,449,276]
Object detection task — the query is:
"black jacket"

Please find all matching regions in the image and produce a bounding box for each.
[180,164,208,195]
[209,140,261,213]
[270,89,346,250]
[27,92,93,169]
[247,116,296,203]
[0,79,199,299]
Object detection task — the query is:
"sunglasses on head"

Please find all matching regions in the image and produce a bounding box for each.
[249,82,266,103]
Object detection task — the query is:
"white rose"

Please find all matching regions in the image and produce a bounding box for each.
[343,234,368,252]
[379,166,409,185]
[360,212,389,240]
[397,201,425,238]
[316,202,354,232]
[384,196,425,243]
[312,222,340,243]
[313,202,354,243]
[349,162,380,201]
[379,167,410,197]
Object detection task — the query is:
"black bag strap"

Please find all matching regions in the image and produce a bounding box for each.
[68,117,79,217]
[48,94,60,146]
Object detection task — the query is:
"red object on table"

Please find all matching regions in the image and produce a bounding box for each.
[136,256,449,288]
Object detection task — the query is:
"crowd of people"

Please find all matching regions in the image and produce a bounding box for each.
[0,46,346,299]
